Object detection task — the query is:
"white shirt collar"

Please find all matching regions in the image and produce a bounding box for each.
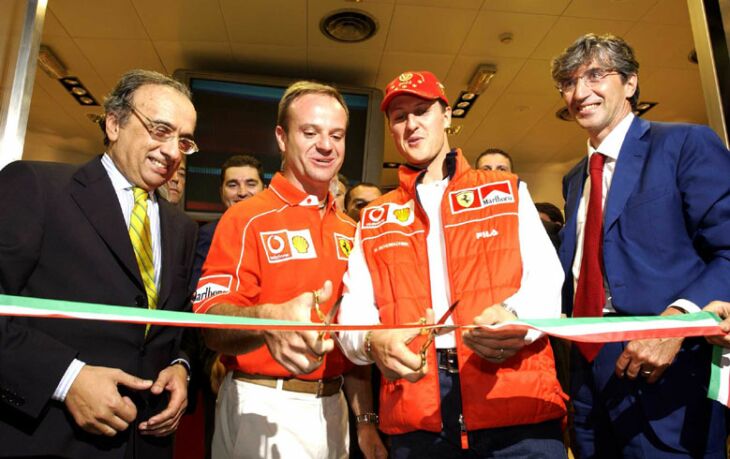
[101,153,154,200]
[587,112,635,162]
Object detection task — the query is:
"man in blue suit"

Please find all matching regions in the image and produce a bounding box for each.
[553,33,730,458]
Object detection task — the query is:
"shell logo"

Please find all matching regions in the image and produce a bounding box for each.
[291,235,309,254]
[394,207,410,222]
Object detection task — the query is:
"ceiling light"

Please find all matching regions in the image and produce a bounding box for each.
[467,64,497,95]
[37,45,67,79]
[320,10,378,43]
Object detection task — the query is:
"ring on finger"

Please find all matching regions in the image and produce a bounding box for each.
[641,369,652,376]
[497,348,505,359]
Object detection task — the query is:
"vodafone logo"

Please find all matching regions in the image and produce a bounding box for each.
[260,229,317,263]
[266,234,286,254]
[361,201,415,229]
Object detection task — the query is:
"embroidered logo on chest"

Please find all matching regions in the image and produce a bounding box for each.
[449,181,515,214]
[361,200,415,229]
[260,229,317,263]
[334,233,354,261]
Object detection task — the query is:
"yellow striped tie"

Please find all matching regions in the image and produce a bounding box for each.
[129,187,157,335]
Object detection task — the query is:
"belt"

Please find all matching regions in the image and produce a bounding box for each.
[232,371,343,397]
[437,348,459,374]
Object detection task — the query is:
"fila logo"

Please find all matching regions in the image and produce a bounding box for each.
[361,200,415,229]
[193,275,232,305]
[475,229,499,240]
[449,181,515,214]
[260,229,317,263]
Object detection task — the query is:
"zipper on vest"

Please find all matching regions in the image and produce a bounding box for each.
[459,413,469,449]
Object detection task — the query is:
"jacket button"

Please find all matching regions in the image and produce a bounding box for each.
[135,295,147,307]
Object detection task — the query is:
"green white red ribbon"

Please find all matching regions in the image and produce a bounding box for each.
[1,294,729,406]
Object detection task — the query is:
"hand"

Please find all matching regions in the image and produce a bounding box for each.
[65,365,153,436]
[139,363,189,436]
[357,423,388,459]
[462,304,524,363]
[370,309,434,383]
[703,301,730,347]
[263,280,335,375]
[210,355,227,395]
[615,307,685,383]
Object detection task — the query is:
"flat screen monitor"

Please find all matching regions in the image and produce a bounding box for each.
[173,70,384,221]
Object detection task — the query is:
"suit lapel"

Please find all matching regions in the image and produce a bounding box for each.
[604,117,651,231]
[559,159,587,270]
[70,157,144,290]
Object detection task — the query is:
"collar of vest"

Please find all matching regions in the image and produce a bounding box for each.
[397,148,471,196]
[268,172,333,209]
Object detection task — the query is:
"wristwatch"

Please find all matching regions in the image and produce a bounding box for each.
[355,413,380,425]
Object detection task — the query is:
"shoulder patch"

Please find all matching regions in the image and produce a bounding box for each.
[194,275,232,305]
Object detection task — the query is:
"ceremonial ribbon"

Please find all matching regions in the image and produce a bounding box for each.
[1,294,729,406]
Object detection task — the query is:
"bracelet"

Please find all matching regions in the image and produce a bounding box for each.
[355,412,379,425]
[364,331,374,361]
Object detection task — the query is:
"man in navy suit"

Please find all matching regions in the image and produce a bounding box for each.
[553,33,730,458]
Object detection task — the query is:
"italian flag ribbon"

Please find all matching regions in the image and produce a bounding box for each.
[1,294,729,406]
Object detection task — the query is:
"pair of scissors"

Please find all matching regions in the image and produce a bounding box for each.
[418,300,459,369]
[313,294,342,340]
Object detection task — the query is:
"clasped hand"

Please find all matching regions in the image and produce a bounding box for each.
[65,362,189,437]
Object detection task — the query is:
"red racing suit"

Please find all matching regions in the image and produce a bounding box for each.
[194,172,354,380]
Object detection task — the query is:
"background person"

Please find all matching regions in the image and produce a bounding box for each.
[474,147,513,172]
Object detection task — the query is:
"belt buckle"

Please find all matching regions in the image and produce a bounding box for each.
[438,349,459,374]
[315,379,325,397]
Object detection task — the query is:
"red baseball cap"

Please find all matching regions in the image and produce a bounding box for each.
[380,70,449,113]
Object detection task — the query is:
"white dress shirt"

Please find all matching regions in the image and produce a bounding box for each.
[338,179,564,365]
[571,113,699,315]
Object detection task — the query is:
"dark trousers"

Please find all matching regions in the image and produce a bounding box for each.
[390,364,566,459]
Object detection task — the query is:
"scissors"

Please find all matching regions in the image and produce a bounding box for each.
[418,300,459,370]
[311,294,343,361]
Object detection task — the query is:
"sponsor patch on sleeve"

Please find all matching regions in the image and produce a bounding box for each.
[260,228,317,263]
[449,181,515,214]
[194,274,232,306]
[361,200,415,229]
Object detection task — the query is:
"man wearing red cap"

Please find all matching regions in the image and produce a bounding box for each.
[338,70,568,458]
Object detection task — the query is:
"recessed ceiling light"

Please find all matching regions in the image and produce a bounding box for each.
[320,10,378,43]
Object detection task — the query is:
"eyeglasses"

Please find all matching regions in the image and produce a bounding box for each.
[558,68,620,94]
[127,104,198,155]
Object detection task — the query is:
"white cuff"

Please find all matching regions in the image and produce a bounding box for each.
[52,359,85,402]
[670,299,701,314]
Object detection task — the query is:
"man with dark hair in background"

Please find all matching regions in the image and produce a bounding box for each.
[162,156,186,206]
[0,69,198,458]
[195,80,384,459]
[554,33,730,457]
[344,182,383,221]
[190,154,265,287]
[475,147,513,172]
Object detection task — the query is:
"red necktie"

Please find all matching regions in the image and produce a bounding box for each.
[574,153,606,361]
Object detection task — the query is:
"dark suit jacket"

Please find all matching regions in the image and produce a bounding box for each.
[559,117,730,453]
[189,219,218,292]
[0,157,197,458]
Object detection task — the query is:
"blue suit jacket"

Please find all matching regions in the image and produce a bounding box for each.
[559,117,730,454]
